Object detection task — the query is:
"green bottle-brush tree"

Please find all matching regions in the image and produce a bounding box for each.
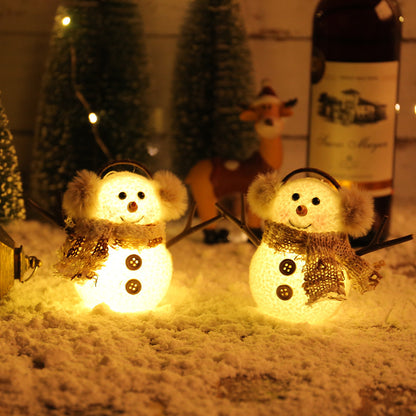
[31,0,151,217]
[171,0,257,179]
[0,94,26,221]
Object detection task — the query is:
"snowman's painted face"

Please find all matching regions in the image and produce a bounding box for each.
[95,172,162,224]
[271,177,343,233]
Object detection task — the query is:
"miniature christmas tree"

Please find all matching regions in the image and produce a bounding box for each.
[171,0,257,178]
[0,94,26,221]
[31,0,151,216]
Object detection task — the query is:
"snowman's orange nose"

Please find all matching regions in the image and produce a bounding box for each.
[296,205,308,216]
[128,201,138,212]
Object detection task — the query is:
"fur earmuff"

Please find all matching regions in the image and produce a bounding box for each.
[340,187,374,238]
[247,171,281,219]
[153,171,188,221]
[62,170,101,219]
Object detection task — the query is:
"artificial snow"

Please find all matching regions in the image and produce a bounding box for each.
[0,143,415,415]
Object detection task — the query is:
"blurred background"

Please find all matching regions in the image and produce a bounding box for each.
[0,0,415,185]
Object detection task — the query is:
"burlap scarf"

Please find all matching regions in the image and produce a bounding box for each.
[55,218,166,281]
[262,221,382,304]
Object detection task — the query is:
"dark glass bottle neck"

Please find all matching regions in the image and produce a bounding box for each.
[313,0,402,62]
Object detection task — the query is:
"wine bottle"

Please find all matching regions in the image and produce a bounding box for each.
[308,0,403,245]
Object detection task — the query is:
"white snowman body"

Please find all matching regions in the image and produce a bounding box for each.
[61,168,187,313]
[76,244,173,313]
[247,174,367,324]
[249,244,352,323]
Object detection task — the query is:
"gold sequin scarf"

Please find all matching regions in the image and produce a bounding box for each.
[55,218,166,281]
[262,221,382,304]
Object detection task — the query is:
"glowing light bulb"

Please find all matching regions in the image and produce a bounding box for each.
[394,103,400,113]
[88,112,98,124]
[414,104,416,115]
[62,16,71,26]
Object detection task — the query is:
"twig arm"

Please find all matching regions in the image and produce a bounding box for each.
[215,198,260,247]
[369,216,387,246]
[166,202,223,248]
[26,199,63,227]
[356,234,413,256]
[355,215,413,256]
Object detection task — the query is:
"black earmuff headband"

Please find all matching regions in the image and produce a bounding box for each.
[98,160,152,179]
[281,167,341,190]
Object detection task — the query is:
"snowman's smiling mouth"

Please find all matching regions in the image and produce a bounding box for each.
[289,220,311,230]
[120,216,144,224]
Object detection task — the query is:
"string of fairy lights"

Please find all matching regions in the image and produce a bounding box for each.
[60,11,416,147]
[61,13,114,161]
[60,12,162,160]
[61,15,99,127]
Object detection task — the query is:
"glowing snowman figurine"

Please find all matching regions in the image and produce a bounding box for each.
[56,162,187,313]
[247,168,382,324]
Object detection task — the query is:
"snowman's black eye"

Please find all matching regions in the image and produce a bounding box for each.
[312,197,320,205]
[292,193,300,201]
[138,191,145,199]
[118,192,127,200]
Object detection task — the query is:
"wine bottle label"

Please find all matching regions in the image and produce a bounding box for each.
[308,61,399,196]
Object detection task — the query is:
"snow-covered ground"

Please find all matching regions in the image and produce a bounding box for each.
[0,140,415,416]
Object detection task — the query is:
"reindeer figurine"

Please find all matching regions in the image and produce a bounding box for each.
[186,81,297,244]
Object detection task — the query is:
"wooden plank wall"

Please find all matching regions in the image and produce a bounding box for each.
[0,0,414,180]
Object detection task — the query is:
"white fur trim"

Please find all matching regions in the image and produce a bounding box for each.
[340,187,374,237]
[63,170,101,219]
[251,95,281,107]
[154,171,188,221]
[247,171,281,219]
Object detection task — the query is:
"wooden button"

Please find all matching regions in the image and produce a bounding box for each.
[125,254,142,271]
[125,279,142,295]
[276,284,293,301]
[279,259,296,275]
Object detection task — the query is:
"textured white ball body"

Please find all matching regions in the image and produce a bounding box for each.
[249,177,351,324]
[249,245,351,323]
[76,171,174,313]
[75,245,173,313]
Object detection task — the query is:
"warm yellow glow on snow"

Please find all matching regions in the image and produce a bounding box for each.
[75,245,172,313]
